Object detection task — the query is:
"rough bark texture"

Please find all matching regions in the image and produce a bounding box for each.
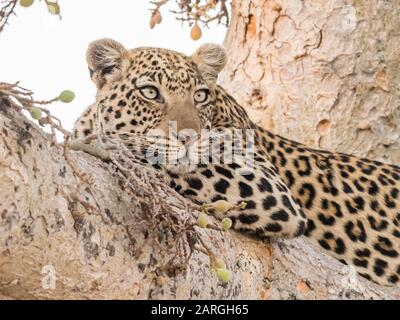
[220,0,400,163]
[1,0,400,300]
[1,98,400,300]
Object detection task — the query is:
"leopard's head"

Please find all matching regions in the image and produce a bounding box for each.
[87,38,227,173]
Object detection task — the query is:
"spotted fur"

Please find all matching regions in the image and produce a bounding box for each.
[73,39,400,287]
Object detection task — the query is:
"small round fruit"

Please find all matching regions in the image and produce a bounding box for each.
[197,213,209,228]
[221,218,233,231]
[153,10,162,24]
[213,258,226,270]
[47,2,60,15]
[19,0,34,7]
[58,90,75,103]
[30,107,42,120]
[216,268,232,284]
[238,201,247,210]
[203,200,232,214]
[213,200,232,214]
[191,23,202,41]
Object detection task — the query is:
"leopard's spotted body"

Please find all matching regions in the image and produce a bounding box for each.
[73,39,400,287]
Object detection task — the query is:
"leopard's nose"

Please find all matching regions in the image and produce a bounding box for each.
[179,129,198,146]
[181,134,191,144]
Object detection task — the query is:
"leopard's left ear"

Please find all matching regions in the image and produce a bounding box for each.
[191,43,227,85]
[86,38,128,89]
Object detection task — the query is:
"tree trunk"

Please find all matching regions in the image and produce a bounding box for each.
[220,0,400,162]
[0,97,400,300]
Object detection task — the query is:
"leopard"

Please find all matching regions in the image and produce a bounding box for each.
[72,38,400,287]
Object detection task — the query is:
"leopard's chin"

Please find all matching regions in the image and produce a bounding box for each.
[164,163,198,175]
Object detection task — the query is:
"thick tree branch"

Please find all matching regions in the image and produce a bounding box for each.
[0,96,400,299]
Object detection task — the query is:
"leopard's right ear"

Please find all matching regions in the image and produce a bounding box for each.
[86,38,128,89]
[191,43,227,86]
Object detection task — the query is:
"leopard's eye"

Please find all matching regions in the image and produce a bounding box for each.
[194,89,210,104]
[139,86,159,100]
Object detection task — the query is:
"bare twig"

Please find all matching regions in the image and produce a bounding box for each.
[0,0,62,34]
[150,0,230,28]
[0,82,69,144]
[0,0,17,34]
[0,82,230,288]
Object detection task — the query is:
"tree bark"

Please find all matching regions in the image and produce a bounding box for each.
[1,97,400,299]
[220,0,400,162]
[1,0,400,300]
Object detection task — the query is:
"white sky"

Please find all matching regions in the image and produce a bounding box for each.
[0,0,227,131]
